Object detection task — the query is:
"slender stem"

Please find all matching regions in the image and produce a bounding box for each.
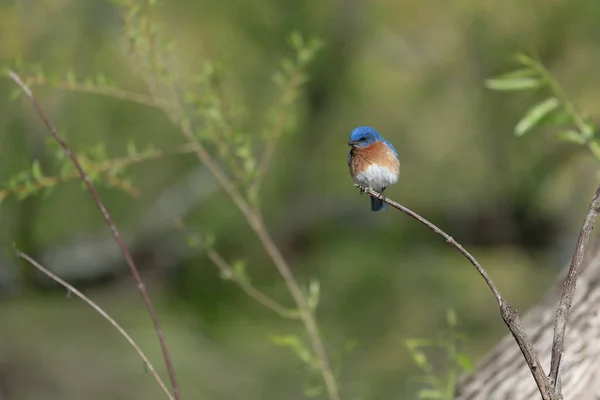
[549,185,600,388]
[251,70,302,195]
[171,218,298,319]
[174,119,340,400]
[529,58,591,138]
[12,74,167,108]
[14,247,175,400]
[8,71,182,400]
[357,185,561,400]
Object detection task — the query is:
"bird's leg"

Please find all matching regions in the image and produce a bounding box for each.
[380,187,387,203]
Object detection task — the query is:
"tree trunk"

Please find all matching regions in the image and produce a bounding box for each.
[456,236,600,399]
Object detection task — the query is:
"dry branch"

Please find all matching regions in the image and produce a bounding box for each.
[14,247,175,400]
[8,71,182,400]
[550,185,600,388]
[356,184,562,400]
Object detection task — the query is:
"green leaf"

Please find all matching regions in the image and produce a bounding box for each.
[514,97,560,136]
[270,335,316,368]
[232,260,249,283]
[582,122,595,140]
[557,130,586,145]
[446,308,457,328]
[485,77,543,91]
[31,160,43,180]
[306,279,320,312]
[514,53,538,67]
[456,353,474,373]
[536,109,572,127]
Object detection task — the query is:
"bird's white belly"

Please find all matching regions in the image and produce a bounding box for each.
[353,165,398,190]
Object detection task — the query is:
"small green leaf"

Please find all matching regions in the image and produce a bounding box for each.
[536,109,571,127]
[232,260,249,283]
[485,77,543,91]
[456,353,474,373]
[557,130,586,145]
[582,122,595,140]
[185,234,201,248]
[514,97,560,136]
[514,53,538,67]
[306,279,320,312]
[31,160,43,180]
[270,335,316,368]
[446,308,457,328]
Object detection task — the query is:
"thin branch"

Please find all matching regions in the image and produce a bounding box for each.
[12,74,168,108]
[118,16,339,396]
[206,248,299,319]
[173,118,340,400]
[549,185,600,388]
[14,247,175,400]
[356,185,562,400]
[171,218,299,319]
[251,71,302,194]
[8,71,182,400]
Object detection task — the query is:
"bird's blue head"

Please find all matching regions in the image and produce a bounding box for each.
[347,126,382,148]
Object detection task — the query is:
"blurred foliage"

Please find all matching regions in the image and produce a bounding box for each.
[405,309,473,400]
[1,0,600,399]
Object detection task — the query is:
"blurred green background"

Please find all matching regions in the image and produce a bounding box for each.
[2,0,600,399]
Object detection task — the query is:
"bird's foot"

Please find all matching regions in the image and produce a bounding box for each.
[355,184,368,195]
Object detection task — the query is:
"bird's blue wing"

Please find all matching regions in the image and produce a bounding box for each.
[347,149,353,166]
[383,140,399,159]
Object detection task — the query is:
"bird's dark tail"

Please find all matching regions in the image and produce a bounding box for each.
[370,195,385,212]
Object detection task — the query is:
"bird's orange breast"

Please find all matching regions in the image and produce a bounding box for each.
[349,141,400,176]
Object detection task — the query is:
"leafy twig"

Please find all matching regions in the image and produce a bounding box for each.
[0,142,197,201]
[356,184,561,400]
[174,119,340,400]
[549,185,600,389]
[172,218,298,319]
[8,70,182,400]
[13,246,175,400]
[485,54,598,160]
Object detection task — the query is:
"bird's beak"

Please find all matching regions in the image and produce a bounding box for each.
[347,141,358,147]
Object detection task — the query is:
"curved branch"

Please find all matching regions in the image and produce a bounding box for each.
[550,185,600,388]
[14,247,175,400]
[356,184,561,400]
[8,71,182,400]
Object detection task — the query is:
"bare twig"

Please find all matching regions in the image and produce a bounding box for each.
[356,185,561,400]
[8,71,182,400]
[13,247,175,400]
[549,185,600,388]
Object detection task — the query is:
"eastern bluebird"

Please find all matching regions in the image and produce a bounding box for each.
[347,126,400,211]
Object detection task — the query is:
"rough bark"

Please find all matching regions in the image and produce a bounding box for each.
[457,236,600,400]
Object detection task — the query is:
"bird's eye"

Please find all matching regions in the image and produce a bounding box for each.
[359,136,366,141]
